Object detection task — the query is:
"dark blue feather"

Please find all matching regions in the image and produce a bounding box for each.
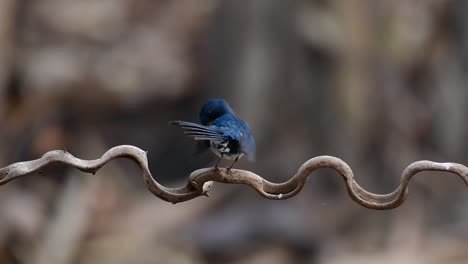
[170,99,256,168]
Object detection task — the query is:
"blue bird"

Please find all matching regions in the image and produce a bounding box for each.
[170,99,255,169]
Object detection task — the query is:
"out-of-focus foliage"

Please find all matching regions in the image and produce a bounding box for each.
[0,0,468,263]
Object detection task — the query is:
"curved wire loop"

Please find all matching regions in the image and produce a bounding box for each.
[0,145,467,209]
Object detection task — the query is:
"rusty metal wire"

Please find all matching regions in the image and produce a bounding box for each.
[0,145,467,209]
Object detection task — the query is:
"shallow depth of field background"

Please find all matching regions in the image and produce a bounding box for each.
[0,1,468,263]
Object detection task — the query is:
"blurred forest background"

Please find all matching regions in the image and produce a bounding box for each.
[0,0,468,263]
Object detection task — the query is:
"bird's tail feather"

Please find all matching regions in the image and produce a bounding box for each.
[169,121,226,141]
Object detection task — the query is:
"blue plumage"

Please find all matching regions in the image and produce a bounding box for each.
[170,99,255,169]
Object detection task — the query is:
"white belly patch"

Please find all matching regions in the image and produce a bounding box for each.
[210,141,243,160]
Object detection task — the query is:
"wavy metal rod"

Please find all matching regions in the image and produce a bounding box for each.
[0,145,467,209]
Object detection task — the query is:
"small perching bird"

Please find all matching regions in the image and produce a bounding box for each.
[170,99,255,169]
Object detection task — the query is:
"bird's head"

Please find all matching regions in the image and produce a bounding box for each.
[199,99,235,126]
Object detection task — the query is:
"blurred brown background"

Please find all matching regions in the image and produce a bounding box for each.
[0,0,468,263]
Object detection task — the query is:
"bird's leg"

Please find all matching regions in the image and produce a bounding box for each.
[227,156,239,171]
[214,155,223,170]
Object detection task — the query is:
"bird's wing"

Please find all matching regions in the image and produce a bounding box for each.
[169,121,227,141]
